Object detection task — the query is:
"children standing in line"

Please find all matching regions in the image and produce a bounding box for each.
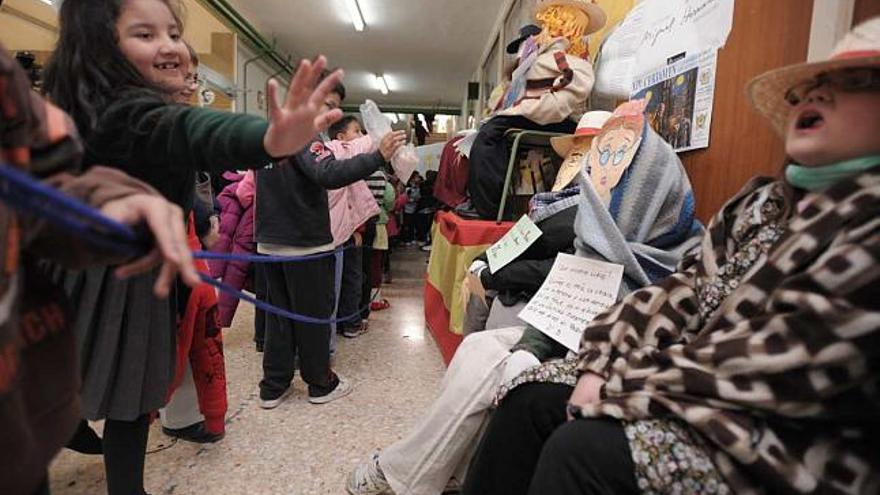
[42,0,344,492]
[255,81,406,408]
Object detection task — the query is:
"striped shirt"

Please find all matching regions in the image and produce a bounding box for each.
[365,170,387,204]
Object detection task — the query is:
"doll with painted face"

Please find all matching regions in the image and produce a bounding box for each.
[468,0,607,220]
[587,102,646,205]
[550,110,613,191]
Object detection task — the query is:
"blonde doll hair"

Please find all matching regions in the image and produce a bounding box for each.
[536,5,590,58]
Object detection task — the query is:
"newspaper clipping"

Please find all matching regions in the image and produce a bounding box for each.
[631,49,718,152]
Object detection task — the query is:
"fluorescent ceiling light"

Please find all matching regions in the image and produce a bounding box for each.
[344,0,366,32]
[375,74,390,95]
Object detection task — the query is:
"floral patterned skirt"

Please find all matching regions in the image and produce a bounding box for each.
[496,358,730,494]
[624,419,730,494]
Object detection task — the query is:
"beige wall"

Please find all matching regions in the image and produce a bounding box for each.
[0,0,235,81]
[0,0,58,51]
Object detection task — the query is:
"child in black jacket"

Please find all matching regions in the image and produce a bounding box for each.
[255,79,406,407]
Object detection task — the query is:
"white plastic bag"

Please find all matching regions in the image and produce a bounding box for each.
[359,100,419,183]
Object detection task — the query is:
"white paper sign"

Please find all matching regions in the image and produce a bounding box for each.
[594,0,733,99]
[414,142,445,174]
[486,215,543,274]
[518,254,624,352]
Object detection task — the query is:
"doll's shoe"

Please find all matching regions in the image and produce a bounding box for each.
[347,450,393,495]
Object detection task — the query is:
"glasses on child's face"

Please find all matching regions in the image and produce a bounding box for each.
[784,67,880,106]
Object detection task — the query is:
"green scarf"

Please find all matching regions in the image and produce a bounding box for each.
[786,155,880,191]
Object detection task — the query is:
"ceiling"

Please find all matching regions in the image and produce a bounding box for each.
[227,0,508,112]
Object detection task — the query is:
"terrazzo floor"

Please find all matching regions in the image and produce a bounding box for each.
[49,247,446,495]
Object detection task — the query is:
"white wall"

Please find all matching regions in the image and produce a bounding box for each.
[236,43,286,117]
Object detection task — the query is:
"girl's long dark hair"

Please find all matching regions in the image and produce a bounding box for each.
[43,0,183,138]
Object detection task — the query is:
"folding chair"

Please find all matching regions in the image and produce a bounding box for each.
[496,129,567,223]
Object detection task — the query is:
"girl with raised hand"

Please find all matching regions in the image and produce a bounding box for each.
[41,0,342,493]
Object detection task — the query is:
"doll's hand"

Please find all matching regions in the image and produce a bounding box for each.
[379,131,407,161]
[263,56,344,158]
[566,372,605,421]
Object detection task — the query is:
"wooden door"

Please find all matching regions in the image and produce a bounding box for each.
[679,0,814,221]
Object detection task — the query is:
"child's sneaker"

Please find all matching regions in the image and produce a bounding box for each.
[259,387,292,410]
[343,320,368,338]
[347,450,393,495]
[308,374,353,404]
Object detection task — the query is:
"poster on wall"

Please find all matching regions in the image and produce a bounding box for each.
[594,0,733,99]
[631,49,718,152]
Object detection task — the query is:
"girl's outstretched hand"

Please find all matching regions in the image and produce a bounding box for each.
[263,56,345,158]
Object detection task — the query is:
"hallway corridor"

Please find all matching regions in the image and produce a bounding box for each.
[49,248,445,495]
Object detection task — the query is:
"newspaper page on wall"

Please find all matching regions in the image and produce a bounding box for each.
[631,49,718,152]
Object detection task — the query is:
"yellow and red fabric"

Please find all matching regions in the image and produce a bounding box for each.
[424,211,514,363]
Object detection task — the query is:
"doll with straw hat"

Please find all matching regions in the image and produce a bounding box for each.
[534,0,607,58]
[747,16,880,188]
[469,0,607,219]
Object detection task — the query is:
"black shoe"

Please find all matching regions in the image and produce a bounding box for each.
[162,421,224,444]
[66,420,103,455]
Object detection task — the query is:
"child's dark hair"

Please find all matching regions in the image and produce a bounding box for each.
[184,40,199,67]
[43,0,184,136]
[320,68,346,101]
[328,115,361,140]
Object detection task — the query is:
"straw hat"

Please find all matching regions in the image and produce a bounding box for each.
[551,110,613,157]
[747,17,880,134]
[534,0,607,35]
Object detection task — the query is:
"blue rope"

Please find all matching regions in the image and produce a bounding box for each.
[193,248,345,263]
[0,163,369,325]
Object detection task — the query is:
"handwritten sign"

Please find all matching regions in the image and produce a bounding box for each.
[486,215,543,274]
[594,0,733,99]
[517,254,624,352]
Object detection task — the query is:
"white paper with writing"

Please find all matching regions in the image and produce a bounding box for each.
[594,0,733,99]
[518,254,624,352]
[486,215,543,274]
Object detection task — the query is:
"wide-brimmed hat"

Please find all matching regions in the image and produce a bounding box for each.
[747,17,880,134]
[507,24,542,54]
[551,110,613,157]
[535,0,607,35]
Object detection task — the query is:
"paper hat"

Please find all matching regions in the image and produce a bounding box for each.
[551,110,614,157]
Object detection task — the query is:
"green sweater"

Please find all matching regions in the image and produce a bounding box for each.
[86,90,272,208]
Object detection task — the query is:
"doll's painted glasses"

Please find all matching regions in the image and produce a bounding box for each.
[784,67,880,106]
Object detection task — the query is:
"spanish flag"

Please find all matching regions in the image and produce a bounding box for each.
[424,211,513,363]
